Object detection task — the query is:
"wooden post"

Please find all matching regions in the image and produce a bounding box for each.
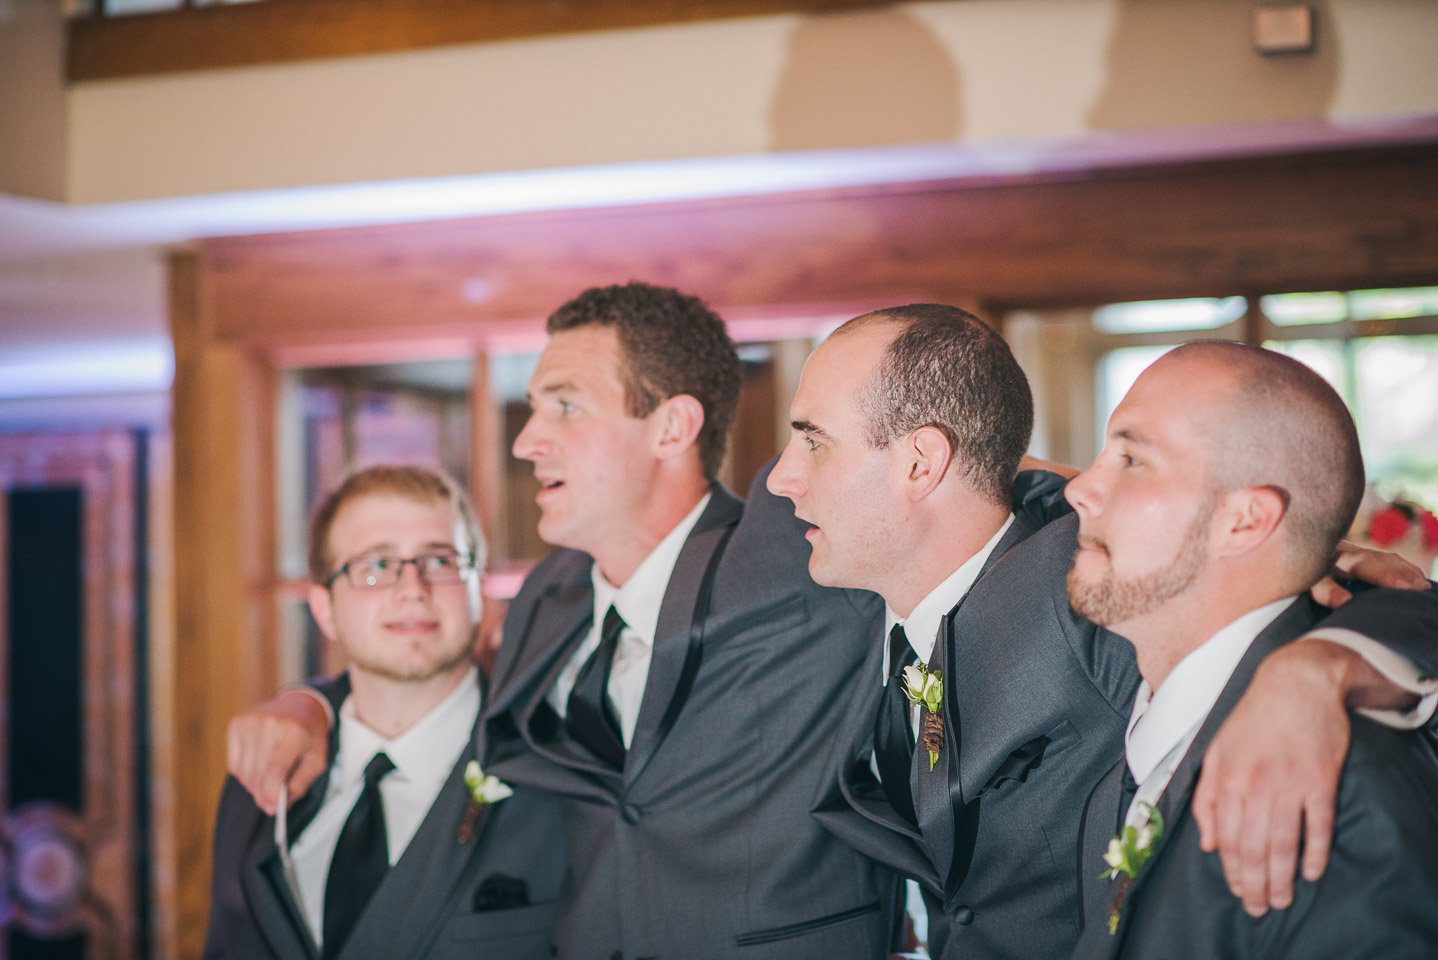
[168,250,277,958]
[469,350,506,562]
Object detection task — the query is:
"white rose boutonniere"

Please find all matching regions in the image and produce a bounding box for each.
[901,664,945,770]
[1100,801,1164,934]
[457,760,513,843]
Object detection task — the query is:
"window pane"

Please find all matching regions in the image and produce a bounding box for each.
[102,0,181,14]
[1349,287,1438,322]
[1261,339,1350,404]
[1093,297,1245,335]
[276,359,472,580]
[1352,336,1438,510]
[1261,292,1347,327]
[1096,344,1176,436]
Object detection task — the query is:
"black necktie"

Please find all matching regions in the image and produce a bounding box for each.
[873,623,919,825]
[566,605,627,769]
[323,751,395,960]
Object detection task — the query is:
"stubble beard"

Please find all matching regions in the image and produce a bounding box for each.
[345,629,477,685]
[1067,504,1212,627]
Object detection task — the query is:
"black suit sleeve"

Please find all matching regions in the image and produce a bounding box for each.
[1012,469,1073,529]
[1258,722,1438,959]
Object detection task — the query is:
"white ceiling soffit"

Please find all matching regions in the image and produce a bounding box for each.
[3,115,1436,263]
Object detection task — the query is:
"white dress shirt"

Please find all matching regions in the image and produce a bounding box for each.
[548,493,711,747]
[880,514,1015,735]
[286,666,479,948]
[1122,599,1438,829]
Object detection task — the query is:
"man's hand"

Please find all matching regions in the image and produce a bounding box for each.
[1192,638,1418,915]
[1310,540,1429,607]
[226,689,332,816]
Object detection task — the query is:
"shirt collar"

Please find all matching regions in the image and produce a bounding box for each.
[336,665,480,792]
[882,514,1015,677]
[1125,596,1297,784]
[591,492,712,651]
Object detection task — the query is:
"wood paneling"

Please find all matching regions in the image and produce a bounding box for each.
[69,0,886,81]
[203,144,1438,350]
[0,431,140,958]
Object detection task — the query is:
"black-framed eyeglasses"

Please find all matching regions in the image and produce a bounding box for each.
[326,552,475,590]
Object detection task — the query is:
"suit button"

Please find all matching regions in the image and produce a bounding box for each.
[620,801,643,824]
[954,906,975,925]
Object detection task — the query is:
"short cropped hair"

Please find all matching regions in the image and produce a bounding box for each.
[1168,341,1364,592]
[547,282,742,479]
[307,464,484,585]
[834,304,1033,505]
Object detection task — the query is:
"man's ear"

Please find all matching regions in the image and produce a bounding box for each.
[308,583,338,642]
[903,425,954,502]
[651,393,706,462]
[1216,485,1288,558]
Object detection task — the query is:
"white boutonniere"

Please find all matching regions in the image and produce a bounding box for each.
[901,664,945,770]
[457,760,513,843]
[1100,801,1164,934]
[464,760,513,804]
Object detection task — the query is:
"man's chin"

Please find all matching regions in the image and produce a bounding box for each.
[353,652,472,686]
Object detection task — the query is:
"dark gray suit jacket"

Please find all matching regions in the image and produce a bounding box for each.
[816,505,1438,960]
[1071,595,1438,960]
[483,476,897,960]
[203,672,568,960]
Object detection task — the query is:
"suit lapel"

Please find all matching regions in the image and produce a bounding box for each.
[1075,758,1126,954]
[914,611,960,890]
[238,745,335,960]
[625,486,742,784]
[488,575,592,719]
[1119,599,1320,926]
[913,516,1038,896]
[243,814,322,960]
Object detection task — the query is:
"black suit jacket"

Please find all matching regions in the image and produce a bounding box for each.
[1072,596,1438,960]
[483,476,898,960]
[203,672,568,960]
[817,496,1438,960]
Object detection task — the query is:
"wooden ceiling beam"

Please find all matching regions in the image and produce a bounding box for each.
[202,143,1438,350]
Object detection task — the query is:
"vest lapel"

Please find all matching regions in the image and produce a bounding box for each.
[841,638,925,841]
[823,635,940,887]
[625,486,742,785]
[338,733,493,960]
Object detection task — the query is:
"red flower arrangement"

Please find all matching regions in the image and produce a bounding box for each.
[1368,497,1438,550]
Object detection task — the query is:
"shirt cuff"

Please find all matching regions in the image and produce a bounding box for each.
[282,682,337,732]
[1301,628,1438,729]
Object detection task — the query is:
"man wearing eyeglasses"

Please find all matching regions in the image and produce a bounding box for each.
[204,465,566,960]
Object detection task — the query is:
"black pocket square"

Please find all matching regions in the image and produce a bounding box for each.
[985,734,1051,790]
[473,874,530,912]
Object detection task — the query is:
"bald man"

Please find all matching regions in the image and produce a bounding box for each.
[1067,342,1438,960]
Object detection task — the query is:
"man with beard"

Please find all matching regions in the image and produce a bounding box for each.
[1065,342,1438,959]
[205,466,565,960]
[769,306,1437,959]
